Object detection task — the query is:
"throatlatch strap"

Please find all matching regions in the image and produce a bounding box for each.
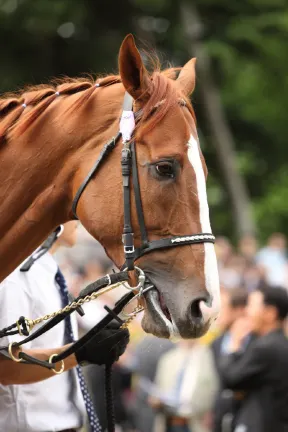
[72,132,121,219]
[20,226,63,272]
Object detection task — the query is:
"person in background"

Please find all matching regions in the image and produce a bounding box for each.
[211,289,248,366]
[215,237,233,272]
[149,339,218,432]
[256,232,288,287]
[211,288,249,432]
[219,255,247,291]
[237,234,265,291]
[218,286,288,432]
[0,222,129,432]
[241,263,265,293]
[238,235,258,265]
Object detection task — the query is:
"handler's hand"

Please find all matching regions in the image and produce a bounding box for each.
[75,321,130,366]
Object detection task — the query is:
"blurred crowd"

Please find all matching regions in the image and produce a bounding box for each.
[56,227,288,432]
[217,232,288,292]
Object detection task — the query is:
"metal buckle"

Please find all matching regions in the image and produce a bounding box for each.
[121,146,131,155]
[55,225,64,238]
[124,245,135,254]
[49,354,65,375]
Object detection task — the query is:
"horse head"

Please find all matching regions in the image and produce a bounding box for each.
[0,35,220,339]
[73,35,220,339]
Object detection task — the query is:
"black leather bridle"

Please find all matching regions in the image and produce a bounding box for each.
[72,92,215,271]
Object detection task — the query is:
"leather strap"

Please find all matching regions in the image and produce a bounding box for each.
[131,142,148,247]
[72,132,121,219]
[121,147,135,270]
[0,271,128,356]
[57,429,77,432]
[0,290,133,371]
[52,291,134,363]
[0,280,132,371]
[20,226,63,272]
[134,233,215,260]
[19,351,55,369]
[122,92,134,111]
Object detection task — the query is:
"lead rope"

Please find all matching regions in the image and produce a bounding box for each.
[105,364,115,432]
[104,303,143,432]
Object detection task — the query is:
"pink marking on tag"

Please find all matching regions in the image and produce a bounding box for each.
[120,110,135,142]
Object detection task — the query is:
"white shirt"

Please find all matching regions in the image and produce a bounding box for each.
[0,253,86,432]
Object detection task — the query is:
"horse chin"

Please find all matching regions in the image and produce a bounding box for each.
[142,287,181,340]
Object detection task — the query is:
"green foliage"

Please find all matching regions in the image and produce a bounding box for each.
[201,2,288,239]
[0,0,288,240]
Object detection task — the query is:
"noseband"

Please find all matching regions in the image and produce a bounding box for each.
[72,92,215,271]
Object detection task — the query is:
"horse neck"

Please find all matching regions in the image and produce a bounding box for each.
[0,132,70,281]
[0,85,124,282]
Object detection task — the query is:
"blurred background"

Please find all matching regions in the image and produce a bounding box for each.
[2,0,288,431]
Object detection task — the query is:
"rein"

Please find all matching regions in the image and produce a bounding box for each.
[0,242,147,432]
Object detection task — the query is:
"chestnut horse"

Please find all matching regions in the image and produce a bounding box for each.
[0,34,220,339]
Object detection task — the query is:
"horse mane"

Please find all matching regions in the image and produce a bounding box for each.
[0,63,195,143]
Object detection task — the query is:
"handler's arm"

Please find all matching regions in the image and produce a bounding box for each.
[0,344,77,385]
[0,322,129,385]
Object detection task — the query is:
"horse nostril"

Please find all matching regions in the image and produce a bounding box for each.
[190,294,211,322]
[190,298,203,320]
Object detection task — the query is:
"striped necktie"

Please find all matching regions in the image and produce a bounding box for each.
[55,268,102,432]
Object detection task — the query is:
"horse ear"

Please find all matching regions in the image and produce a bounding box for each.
[119,34,150,100]
[177,58,196,96]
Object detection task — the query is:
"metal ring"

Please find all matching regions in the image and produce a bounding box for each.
[105,274,112,286]
[122,266,146,292]
[8,342,23,363]
[16,317,31,336]
[48,354,65,375]
[16,320,23,336]
[56,225,64,238]
[120,284,153,319]
[120,283,154,318]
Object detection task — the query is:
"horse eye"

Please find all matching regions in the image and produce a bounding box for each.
[155,161,175,178]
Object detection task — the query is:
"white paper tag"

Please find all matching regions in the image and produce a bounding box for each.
[120,110,135,142]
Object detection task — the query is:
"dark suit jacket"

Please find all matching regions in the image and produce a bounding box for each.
[211,333,250,432]
[219,328,288,432]
[211,333,225,372]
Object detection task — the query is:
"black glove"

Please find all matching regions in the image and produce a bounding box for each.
[75,321,130,366]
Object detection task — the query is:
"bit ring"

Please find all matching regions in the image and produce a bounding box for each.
[122,266,145,292]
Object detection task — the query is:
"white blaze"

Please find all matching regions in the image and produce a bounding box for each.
[187,135,220,320]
